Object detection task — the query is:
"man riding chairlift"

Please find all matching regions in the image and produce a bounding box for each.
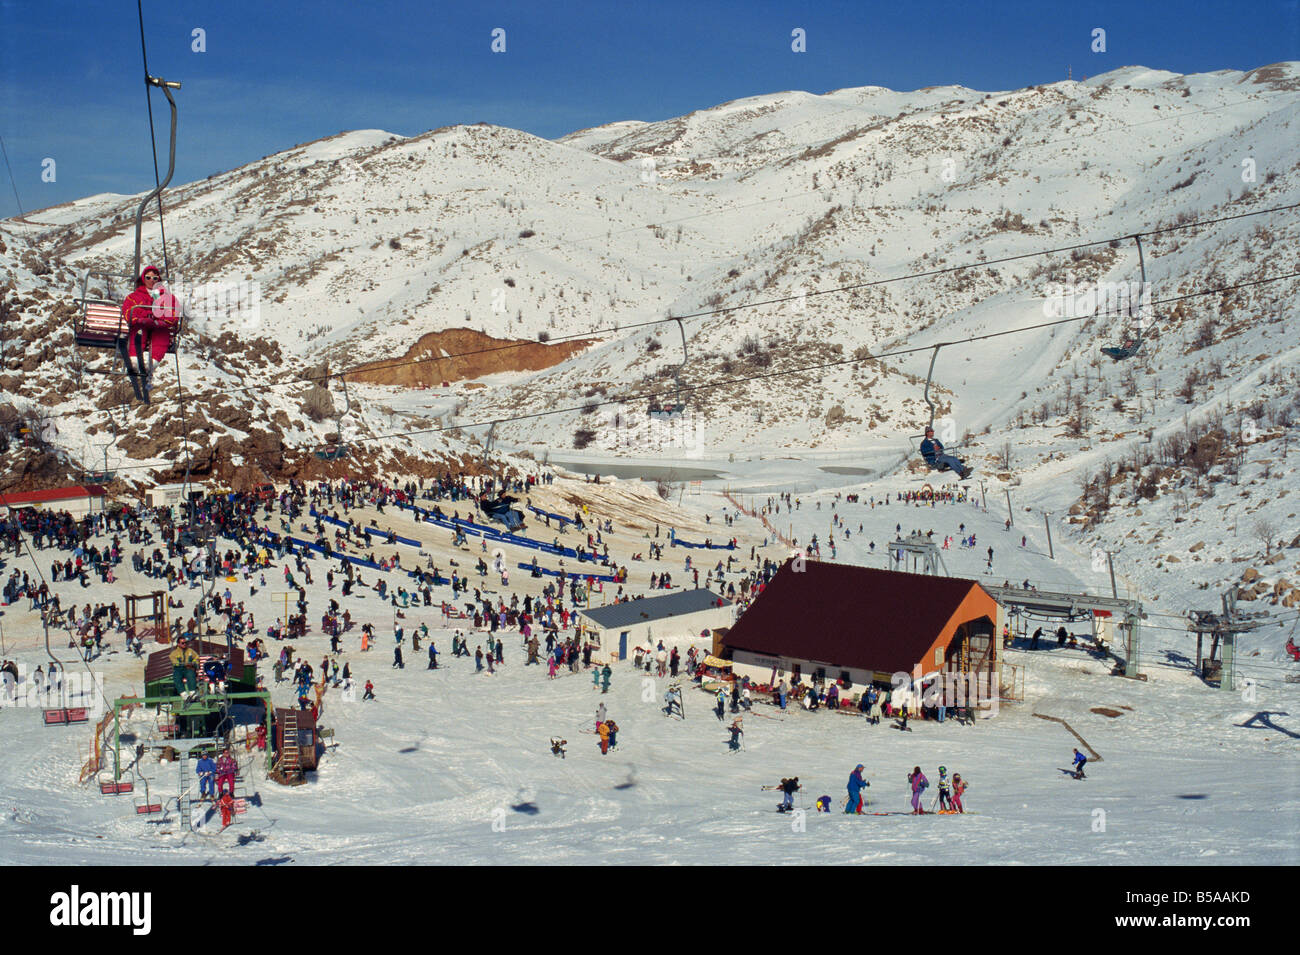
[920,427,972,480]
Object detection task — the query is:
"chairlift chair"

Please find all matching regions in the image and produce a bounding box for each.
[314,376,353,461]
[906,343,972,479]
[72,75,184,403]
[649,318,689,418]
[1101,235,1150,361]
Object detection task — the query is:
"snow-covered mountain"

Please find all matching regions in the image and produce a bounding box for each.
[2,62,1298,611]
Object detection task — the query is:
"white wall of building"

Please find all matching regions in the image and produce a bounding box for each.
[146,484,188,508]
[585,604,734,658]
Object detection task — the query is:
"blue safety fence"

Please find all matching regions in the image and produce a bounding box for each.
[527,505,574,526]
[395,500,584,559]
[517,561,618,583]
[309,507,425,549]
[671,537,737,550]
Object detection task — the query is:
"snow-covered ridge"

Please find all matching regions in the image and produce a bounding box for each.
[1,63,1298,611]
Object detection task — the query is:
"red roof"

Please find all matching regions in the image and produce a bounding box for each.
[0,485,107,507]
[723,559,997,673]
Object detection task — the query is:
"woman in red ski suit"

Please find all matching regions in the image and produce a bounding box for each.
[121,265,178,385]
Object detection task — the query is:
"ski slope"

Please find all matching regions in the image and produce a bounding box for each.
[1,476,1295,865]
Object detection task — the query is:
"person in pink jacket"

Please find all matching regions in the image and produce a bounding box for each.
[907,766,929,815]
[215,749,238,797]
[121,265,178,396]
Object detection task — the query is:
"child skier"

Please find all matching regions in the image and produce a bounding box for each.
[937,767,953,812]
[952,773,968,813]
[217,791,235,829]
[728,719,743,752]
[550,737,567,758]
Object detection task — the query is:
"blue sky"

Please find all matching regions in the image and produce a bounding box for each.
[1,0,1297,216]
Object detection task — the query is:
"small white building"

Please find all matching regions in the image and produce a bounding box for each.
[145,483,190,507]
[578,589,734,661]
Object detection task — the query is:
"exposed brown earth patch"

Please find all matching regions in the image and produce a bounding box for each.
[345,327,599,388]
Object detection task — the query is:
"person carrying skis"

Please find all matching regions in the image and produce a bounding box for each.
[776,776,800,813]
[1071,748,1088,779]
[919,427,971,479]
[664,686,683,718]
[951,773,968,813]
[937,766,953,812]
[907,766,929,814]
[846,763,869,814]
[727,718,743,752]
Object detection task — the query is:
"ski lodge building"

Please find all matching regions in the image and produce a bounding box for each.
[578,588,734,661]
[0,484,107,518]
[722,559,1002,706]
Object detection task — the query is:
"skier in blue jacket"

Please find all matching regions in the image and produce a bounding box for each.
[920,427,971,479]
[1072,748,1088,779]
[196,754,217,800]
[846,763,869,814]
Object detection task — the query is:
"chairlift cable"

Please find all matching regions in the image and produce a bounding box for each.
[136,0,170,279]
[0,134,23,217]
[204,266,1300,474]
[76,264,1300,476]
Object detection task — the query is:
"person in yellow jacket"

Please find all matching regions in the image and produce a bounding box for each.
[597,720,611,755]
[169,638,199,694]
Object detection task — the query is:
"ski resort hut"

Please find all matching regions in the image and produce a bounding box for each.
[271,707,318,783]
[577,589,734,661]
[723,559,1002,708]
[0,484,107,517]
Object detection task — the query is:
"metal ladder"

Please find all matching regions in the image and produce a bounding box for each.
[280,711,301,779]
